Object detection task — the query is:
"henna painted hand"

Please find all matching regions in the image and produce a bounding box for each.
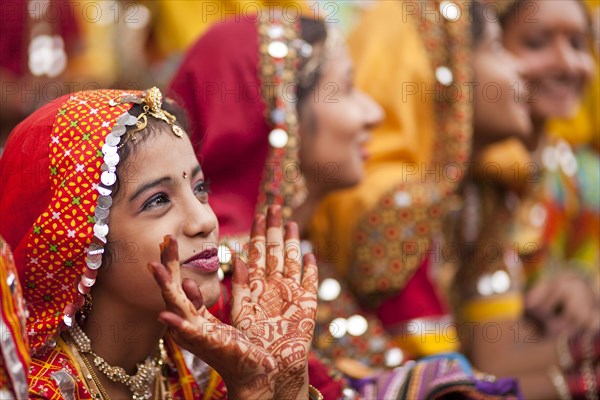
[526,270,600,337]
[149,236,278,400]
[231,205,318,400]
[149,205,318,400]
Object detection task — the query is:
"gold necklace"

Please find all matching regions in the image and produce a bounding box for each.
[69,323,167,400]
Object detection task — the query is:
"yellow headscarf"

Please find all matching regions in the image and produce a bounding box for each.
[310,0,472,302]
[310,0,435,277]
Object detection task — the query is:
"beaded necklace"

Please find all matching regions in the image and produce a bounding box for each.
[68,323,167,400]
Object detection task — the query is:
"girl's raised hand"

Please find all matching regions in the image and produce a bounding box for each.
[149,205,318,400]
[149,236,278,400]
[231,205,318,399]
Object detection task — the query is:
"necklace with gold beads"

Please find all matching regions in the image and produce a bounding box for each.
[68,322,168,400]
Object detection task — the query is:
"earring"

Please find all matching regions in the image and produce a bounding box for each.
[78,293,93,321]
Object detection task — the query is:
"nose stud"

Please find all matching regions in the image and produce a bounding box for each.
[182,171,188,179]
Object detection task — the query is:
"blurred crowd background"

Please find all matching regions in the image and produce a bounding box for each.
[0,1,598,151]
[0,0,373,149]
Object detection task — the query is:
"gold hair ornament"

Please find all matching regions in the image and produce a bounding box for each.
[112,87,183,149]
[136,87,184,138]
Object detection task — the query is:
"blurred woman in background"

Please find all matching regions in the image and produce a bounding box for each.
[454,1,600,398]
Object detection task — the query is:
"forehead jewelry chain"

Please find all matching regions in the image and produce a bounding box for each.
[116,87,184,150]
[143,87,183,138]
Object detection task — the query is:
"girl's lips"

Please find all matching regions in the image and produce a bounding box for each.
[358,136,370,161]
[182,256,220,273]
[360,146,370,161]
[181,248,220,273]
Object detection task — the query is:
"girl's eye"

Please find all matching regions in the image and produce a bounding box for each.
[570,35,586,50]
[194,180,211,203]
[524,36,546,50]
[142,193,170,211]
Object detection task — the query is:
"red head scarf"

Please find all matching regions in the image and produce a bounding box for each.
[168,17,269,238]
[0,90,143,353]
[169,13,309,240]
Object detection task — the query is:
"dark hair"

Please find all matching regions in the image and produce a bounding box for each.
[498,0,520,28]
[296,17,327,109]
[471,1,487,46]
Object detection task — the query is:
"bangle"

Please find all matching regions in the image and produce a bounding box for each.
[548,365,572,400]
[581,334,598,400]
[308,384,324,400]
[581,361,598,400]
[557,333,575,371]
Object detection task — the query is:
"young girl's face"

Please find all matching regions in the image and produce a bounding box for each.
[473,17,532,144]
[503,0,594,119]
[95,129,221,314]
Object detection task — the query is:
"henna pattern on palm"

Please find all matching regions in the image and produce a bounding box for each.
[149,205,317,400]
[231,207,318,399]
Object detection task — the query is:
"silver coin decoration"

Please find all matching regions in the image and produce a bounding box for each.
[104,153,120,167]
[66,94,148,326]
[88,243,104,255]
[86,251,102,264]
[435,66,453,86]
[268,41,288,58]
[93,222,109,238]
[94,207,109,221]
[96,185,112,196]
[100,163,116,173]
[85,257,102,270]
[268,25,284,39]
[97,195,113,209]
[268,128,289,148]
[116,112,137,126]
[101,143,118,156]
[101,171,116,186]
[111,124,126,137]
[119,94,143,104]
[81,276,96,287]
[271,108,285,124]
[105,133,120,147]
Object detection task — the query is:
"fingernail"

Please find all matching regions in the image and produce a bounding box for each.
[284,221,298,241]
[268,205,282,228]
[304,252,316,265]
[160,235,178,265]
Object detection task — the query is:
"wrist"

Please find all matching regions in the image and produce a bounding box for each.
[274,370,309,400]
[224,378,276,400]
